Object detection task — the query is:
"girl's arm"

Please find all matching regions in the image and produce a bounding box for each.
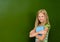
[36,34,46,40]
[29,32,39,37]
[29,28,39,37]
[38,24,50,35]
[29,26,49,38]
[29,28,35,37]
[29,27,48,38]
[36,27,49,40]
[38,27,48,35]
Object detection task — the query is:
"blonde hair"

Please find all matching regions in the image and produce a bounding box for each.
[34,9,50,29]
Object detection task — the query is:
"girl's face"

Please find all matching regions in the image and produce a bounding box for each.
[38,13,46,23]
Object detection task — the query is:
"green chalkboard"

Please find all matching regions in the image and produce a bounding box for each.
[0,0,60,42]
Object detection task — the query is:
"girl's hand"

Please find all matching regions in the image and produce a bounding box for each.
[29,32,39,37]
[29,29,35,37]
[30,30,35,35]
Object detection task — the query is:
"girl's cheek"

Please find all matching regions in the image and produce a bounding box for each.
[38,17,40,20]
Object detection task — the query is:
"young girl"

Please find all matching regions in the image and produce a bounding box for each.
[29,9,51,42]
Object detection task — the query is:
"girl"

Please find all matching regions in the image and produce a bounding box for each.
[29,9,51,42]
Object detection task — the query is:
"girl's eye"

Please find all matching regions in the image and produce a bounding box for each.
[41,16,44,17]
[38,16,43,17]
[38,16,40,17]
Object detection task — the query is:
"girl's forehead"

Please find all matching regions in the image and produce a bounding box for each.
[38,13,44,16]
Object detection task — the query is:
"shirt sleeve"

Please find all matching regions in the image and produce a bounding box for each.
[44,24,50,29]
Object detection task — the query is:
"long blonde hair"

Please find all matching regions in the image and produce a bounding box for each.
[34,9,50,29]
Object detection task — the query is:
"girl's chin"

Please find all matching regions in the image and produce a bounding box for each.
[40,21,44,22]
[41,22,43,23]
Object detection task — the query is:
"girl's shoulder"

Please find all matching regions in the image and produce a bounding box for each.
[44,23,50,29]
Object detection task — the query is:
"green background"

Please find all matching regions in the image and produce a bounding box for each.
[0,0,60,42]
